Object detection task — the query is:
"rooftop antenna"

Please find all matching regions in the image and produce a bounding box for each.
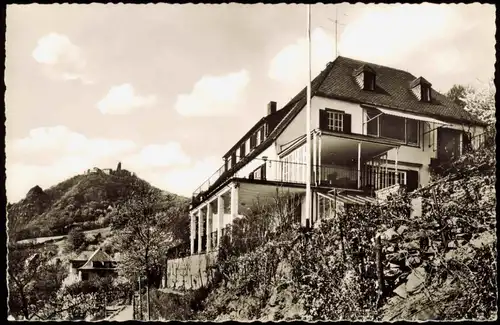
[328,7,348,59]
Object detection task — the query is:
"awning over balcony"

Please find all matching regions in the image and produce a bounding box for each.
[319,133,398,164]
[374,106,449,125]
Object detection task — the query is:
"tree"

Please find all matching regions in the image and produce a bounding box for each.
[112,180,189,289]
[446,84,467,108]
[67,228,86,251]
[8,244,66,320]
[462,79,495,125]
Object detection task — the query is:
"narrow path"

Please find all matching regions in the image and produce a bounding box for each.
[158,287,185,296]
[107,305,134,321]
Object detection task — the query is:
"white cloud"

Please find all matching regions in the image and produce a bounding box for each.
[10,125,136,158]
[6,126,216,201]
[339,4,459,67]
[6,126,137,202]
[123,142,191,170]
[174,70,250,117]
[268,28,335,85]
[97,83,157,115]
[32,33,92,84]
[136,156,222,197]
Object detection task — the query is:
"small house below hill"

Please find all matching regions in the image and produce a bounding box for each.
[68,247,118,282]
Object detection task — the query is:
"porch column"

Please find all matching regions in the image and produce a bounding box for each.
[313,132,317,184]
[318,133,322,183]
[230,183,239,224]
[357,142,362,189]
[190,213,195,255]
[387,154,390,187]
[197,209,203,253]
[217,195,224,246]
[206,202,213,252]
[395,147,399,184]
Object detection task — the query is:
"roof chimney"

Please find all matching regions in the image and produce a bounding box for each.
[267,101,277,115]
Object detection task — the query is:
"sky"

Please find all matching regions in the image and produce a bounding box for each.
[5,3,496,203]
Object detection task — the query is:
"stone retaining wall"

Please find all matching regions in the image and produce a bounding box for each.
[165,251,218,290]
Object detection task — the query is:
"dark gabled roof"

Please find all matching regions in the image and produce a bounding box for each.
[192,56,486,209]
[71,250,95,262]
[315,56,485,125]
[79,247,115,270]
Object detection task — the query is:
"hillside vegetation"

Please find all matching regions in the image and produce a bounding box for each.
[158,142,495,321]
[7,169,187,241]
[7,167,191,320]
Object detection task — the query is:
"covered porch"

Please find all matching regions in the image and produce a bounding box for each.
[313,131,401,189]
[189,181,305,256]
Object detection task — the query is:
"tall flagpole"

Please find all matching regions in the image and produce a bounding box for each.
[305,4,312,227]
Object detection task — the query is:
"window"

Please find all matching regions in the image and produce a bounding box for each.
[380,114,405,142]
[367,110,379,136]
[366,108,420,146]
[363,73,375,90]
[327,111,344,132]
[250,134,257,149]
[377,169,406,189]
[421,86,431,102]
[240,142,246,158]
[252,164,265,180]
[256,128,261,145]
[93,261,104,268]
[406,119,419,145]
[231,152,236,168]
[254,168,261,180]
[280,145,307,183]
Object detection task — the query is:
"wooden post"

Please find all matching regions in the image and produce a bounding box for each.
[313,131,317,184]
[217,195,224,248]
[103,293,107,319]
[339,211,346,263]
[146,283,150,321]
[138,276,142,320]
[357,142,362,189]
[375,234,385,308]
[132,294,136,320]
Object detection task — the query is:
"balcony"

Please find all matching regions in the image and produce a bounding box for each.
[192,158,405,206]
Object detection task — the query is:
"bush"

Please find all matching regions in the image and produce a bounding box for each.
[67,228,86,251]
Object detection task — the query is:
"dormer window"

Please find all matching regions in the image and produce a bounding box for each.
[421,85,431,102]
[410,77,432,102]
[363,72,376,91]
[353,64,376,91]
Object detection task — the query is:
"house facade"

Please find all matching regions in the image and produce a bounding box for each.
[68,248,118,282]
[188,56,487,256]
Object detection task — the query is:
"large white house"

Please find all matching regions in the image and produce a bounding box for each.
[188,56,487,256]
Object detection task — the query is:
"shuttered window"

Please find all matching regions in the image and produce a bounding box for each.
[240,142,246,158]
[320,109,352,134]
[250,134,256,149]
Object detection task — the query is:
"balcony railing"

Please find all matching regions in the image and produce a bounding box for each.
[192,159,405,206]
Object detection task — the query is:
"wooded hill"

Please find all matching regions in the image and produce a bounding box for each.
[7,168,188,242]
